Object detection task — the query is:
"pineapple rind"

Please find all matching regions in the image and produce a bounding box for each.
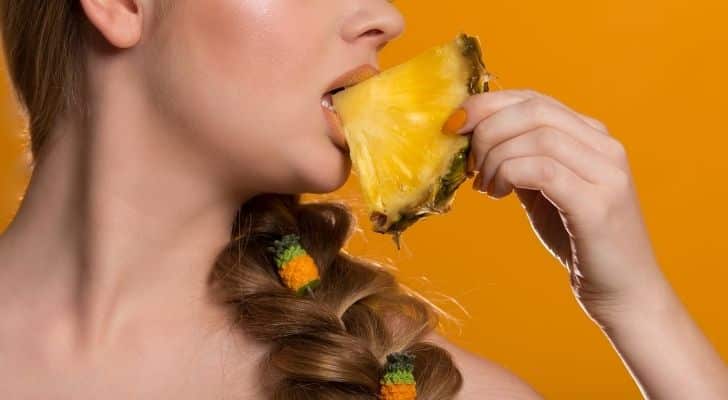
[433,144,470,209]
[333,33,489,241]
[384,144,470,235]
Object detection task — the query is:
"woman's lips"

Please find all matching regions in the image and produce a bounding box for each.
[321,93,349,153]
[320,64,379,154]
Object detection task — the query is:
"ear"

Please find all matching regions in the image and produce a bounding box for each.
[79,0,144,48]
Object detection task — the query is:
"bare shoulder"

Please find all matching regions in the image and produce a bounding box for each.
[422,331,544,400]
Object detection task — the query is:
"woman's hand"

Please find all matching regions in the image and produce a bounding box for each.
[441,89,663,325]
[442,90,728,399]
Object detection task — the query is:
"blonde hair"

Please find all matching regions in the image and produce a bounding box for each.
[0,2,464,398]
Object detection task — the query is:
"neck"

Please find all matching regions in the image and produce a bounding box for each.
[0,70,251,355]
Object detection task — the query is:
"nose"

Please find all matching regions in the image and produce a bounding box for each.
[340,1,405,53]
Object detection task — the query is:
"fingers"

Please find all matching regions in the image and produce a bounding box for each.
[445,90,628,175]
[485,155,598,217]
[469,96,617,162]
[444,91,528,135]
[514,89,610,134]
[439,88,632,215]
[473,126,622,191]
[446,89,610,137]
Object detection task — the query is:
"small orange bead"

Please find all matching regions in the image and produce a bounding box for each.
[279,253,320,291]
[379,383,417,400]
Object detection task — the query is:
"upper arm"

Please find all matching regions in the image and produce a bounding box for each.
[422,331,544,400]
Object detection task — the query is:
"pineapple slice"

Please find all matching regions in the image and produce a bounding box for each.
[331,33,490,247]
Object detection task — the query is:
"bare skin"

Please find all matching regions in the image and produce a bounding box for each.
[440,89,728,398]
[0,0,725,399]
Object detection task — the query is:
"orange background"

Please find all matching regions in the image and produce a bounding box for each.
[2,0,727,397]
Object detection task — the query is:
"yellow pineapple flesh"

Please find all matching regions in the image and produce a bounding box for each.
[331,33,490,247]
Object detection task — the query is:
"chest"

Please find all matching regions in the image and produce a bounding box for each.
[0,327,272,399]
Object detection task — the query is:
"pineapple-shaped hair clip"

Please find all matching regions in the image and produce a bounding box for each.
[379,351,417,400]
[266,233,321,296]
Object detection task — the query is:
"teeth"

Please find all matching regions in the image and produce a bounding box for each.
[321,95,336,111]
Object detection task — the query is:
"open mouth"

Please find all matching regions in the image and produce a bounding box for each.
[321,87,348,153]
[321,86,345,113]
[319,64,380,154]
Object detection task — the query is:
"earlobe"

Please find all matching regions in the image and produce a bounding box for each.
[79,0,143,49]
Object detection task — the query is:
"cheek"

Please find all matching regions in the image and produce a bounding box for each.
[163,0,326,133]
[185,0,323,100]
[145,0,347,190]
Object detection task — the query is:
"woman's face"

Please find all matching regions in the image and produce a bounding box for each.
[141,0,404,196]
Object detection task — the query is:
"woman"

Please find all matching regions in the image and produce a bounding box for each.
[0,0,725,399]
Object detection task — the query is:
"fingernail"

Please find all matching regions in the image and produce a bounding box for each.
[442,108,468,135]
[472,174,484,192]
[486,179,496,196]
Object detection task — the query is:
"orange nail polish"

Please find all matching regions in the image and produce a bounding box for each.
[442,108,468,135]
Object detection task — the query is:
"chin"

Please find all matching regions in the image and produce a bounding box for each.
[299,148,352,194]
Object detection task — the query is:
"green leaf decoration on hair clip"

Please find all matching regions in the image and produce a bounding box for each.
[379,351,417,399]
[381,351,416,384]
[266,234,321,295]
